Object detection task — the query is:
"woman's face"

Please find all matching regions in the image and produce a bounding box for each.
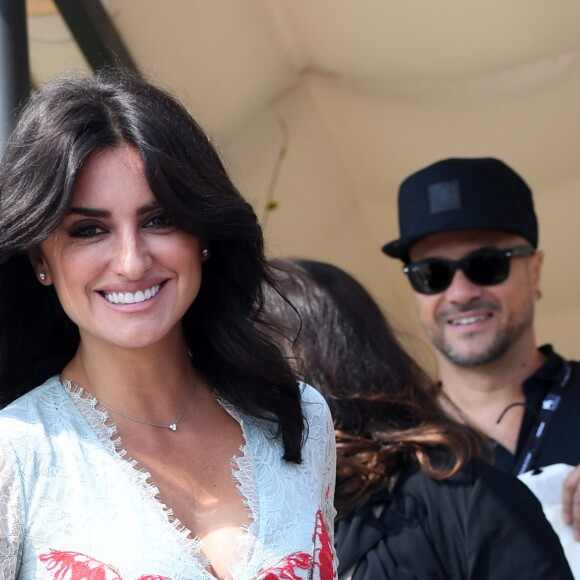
[29,145,207,351]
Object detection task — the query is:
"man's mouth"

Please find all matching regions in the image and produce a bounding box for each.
[448,314,492,326]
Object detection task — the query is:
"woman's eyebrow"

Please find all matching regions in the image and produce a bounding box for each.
[68,207,110,218]
[67,201,160,218]
[137,201,161,215]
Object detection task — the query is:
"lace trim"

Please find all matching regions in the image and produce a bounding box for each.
[217,400,260,578]
[47,379,334,579]
[60,380,207,567]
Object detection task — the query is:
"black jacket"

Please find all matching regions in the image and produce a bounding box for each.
[335,460,573,579]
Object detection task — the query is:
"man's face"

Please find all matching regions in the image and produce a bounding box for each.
[408,229,543,367]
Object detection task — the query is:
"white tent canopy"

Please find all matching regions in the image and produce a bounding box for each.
[27,0,580,367]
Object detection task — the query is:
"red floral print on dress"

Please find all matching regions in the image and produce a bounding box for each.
[313,506,335,580]
[256,552,312,580]
[39,550,170,580]
[40,505,335,580]
[255,508,336,580]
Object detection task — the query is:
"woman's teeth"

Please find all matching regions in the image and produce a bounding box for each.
[104,284,160,304]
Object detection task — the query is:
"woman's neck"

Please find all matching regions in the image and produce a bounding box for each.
[62,335,198,415]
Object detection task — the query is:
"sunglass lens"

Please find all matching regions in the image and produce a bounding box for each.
[409,260,453,294]
[465,251,510,286]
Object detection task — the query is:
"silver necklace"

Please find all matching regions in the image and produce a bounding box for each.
[63,377,196,432]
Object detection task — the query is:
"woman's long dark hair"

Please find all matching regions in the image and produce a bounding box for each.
[0,70,303,462]
[263,259,484,516]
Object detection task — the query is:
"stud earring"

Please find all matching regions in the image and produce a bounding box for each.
[39,273,46,282]
[202,248,209,259]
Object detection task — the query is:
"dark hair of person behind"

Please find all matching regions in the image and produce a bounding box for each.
[264,259,485,517]
[0,70,303,462]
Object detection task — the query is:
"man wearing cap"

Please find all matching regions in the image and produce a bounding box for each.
[383,157,580,554]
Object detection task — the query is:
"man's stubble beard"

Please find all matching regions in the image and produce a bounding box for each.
[423,299,535,368]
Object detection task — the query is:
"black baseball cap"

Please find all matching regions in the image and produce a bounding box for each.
[382,157,538,262]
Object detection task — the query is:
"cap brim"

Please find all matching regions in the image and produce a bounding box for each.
[381,237,418,261]
[382,224,537,262]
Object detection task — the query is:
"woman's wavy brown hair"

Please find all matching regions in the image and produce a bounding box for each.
[263,259,485,519]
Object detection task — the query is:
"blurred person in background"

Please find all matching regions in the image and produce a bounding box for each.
[263,258,572,580]
[383,157,580,570]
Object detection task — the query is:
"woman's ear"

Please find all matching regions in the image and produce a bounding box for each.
[27,248,52,285]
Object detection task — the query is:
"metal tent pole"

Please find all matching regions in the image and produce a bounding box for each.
[55,0,138,72]
[0,0,30,153]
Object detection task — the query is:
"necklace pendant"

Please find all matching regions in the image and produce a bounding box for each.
[169,423,177,431]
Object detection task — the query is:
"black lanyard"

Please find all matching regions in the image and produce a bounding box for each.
[514,361,572,476]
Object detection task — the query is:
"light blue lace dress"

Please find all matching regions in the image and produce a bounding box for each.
[0,377,336,579]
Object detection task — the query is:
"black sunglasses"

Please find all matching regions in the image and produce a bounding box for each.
[403,245,535,295]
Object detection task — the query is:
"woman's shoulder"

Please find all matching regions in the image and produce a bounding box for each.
[0,377,73,470]
[0,375,69,433]
[299,381,327,407]
[298,383,335,467]
[299,382,332,427]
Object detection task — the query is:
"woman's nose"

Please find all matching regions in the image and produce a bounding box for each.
[111,232,152,280]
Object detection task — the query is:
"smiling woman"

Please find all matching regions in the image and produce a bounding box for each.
[29,145,206,351]
[0,70,336,579]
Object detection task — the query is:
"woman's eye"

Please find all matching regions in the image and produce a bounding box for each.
[68,223,106,238]
[145,213,173,229]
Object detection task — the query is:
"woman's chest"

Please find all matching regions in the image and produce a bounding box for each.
[18,425,327,580]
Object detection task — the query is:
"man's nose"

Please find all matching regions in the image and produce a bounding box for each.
[444,267,485,303]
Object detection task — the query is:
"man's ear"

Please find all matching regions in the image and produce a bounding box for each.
[27,248,52,285]
[530,249,544,298]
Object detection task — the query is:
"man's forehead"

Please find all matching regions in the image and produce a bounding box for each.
[409,229,527,261]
